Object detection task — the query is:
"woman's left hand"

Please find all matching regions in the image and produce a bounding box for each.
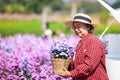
[59,67,72,78]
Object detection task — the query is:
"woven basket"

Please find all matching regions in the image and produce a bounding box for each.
[51,58,71,74]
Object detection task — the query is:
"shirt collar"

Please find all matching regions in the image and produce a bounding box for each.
[80,33,92,44]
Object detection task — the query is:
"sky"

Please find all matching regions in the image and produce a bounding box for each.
[105,0,116,5]
[62,0,117,4]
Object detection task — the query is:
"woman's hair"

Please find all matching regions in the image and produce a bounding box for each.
[85,24,94,33]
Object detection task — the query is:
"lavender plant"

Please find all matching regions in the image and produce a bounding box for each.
[0,34,78,80]
[50,40,75,59]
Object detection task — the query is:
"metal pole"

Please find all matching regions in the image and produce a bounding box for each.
[99,18,115,39]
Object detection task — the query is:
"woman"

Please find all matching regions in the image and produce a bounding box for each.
[59,13,109,80]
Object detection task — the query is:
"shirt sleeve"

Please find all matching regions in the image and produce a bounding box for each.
[70,40,104,78]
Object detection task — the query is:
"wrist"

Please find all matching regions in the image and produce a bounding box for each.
[68,71,72,77]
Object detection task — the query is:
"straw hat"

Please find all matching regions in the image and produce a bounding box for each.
[65,13,98,29]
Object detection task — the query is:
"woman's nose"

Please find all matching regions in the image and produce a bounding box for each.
[75,28,79,31]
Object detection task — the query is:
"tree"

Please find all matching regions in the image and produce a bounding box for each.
[112,1,120,9]
[0,0,64,14]
[99,10,110,24]
[78,1,104,14]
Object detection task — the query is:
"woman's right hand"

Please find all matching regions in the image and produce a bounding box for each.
[68,57,73,61]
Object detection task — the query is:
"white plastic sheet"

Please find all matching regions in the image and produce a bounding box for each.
[106,57,120,80]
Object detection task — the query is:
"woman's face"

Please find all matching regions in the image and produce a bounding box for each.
[72,22,89,38]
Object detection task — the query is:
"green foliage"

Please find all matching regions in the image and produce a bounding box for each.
[112,1,120,9]
[50,0,63,11]
[0,0,64,13]
[5,4,26,13]
[0,19,42,37]
[94,24,120,35]
[78,1,104,14]
[50,22,72,35]
[1,0,120,14]
[0,19,120,37]
[99,10,110,24]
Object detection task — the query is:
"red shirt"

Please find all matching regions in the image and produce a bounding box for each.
[70,33,109,80]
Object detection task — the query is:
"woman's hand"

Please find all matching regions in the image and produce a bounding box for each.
[59,67,72,78]
[68,57,73,61]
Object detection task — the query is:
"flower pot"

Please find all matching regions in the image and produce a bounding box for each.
[51,58,71,74]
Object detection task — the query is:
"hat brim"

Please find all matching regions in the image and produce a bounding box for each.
[65,20,98,29]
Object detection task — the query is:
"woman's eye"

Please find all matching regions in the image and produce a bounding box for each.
[73,24,82,29]
[75,26,78,28]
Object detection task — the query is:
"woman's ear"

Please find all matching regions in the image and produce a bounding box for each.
[87,27,90,31]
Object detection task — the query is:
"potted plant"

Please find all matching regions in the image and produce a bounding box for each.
[50,40,75,74]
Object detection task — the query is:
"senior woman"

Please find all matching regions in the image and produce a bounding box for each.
[59,13,109,80]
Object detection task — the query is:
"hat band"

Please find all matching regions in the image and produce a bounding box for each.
[74,16,91,23]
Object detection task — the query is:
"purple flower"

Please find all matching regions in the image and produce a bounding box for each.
[50,40,75,59]
[0,34,78,80]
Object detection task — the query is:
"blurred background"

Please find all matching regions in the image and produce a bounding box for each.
[0,0,120,80]
[0,0,120,37]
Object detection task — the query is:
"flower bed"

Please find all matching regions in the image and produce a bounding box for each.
[0,34,79,80]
